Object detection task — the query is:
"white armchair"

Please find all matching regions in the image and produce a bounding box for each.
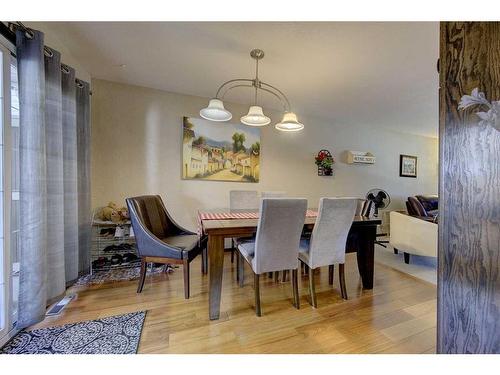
[389,211,437,263]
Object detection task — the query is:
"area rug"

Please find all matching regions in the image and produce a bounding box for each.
[75,264,174,286]
[0,311,146,354]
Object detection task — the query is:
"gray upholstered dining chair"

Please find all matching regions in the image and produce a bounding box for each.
[299,197,357,307]
[229,190,259,264]
[230,190,259,210]
[261,191,287,198]
[126,195,207,299]
[237,198,307,316]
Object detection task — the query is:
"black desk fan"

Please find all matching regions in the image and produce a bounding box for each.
[366,189,391,248]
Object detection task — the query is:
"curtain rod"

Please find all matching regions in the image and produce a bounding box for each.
[2,21,92,94]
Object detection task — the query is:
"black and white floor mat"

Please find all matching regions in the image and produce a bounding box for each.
[75,264,173,286]
[0,311,146,354]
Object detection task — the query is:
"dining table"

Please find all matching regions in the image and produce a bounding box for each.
[198,208,382,320]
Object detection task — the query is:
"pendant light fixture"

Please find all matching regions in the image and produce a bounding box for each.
[199,98,232,121]
[200,49,304,132]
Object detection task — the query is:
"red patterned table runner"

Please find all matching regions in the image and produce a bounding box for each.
[199,209,318,221]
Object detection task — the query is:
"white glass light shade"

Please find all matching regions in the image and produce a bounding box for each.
[240,106,271,126]
[275,112,304,132]
[200,99,232,121]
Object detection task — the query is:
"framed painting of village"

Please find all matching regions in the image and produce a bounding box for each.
[182,117,261,182]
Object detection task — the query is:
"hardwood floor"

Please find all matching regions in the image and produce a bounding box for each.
[30,252,437,353]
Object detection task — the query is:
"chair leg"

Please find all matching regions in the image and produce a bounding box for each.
[201,246,208,275]
[282,270,288,283]
[328,265,334,285]
[231,249,235,263]
[308,265,317,308]
[238,252,245,287]
[236,249,240,281]
[292,269,299,309]
[274,271,279,282]
[339,263,348,300]
[137,259,147,293]
[268,272,273,278]
[254,273,262,317]
[183,258,190,299]
[404,252,410,264]
[394,248,399,255]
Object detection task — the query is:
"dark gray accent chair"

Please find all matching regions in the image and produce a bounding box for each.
[237,198,307,316]
[126,195,207,299]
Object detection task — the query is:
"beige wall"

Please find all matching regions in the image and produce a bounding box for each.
[91,79,438,230]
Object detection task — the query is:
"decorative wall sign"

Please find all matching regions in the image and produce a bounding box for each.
[347,151,376,164]
[458,88,500,131]
[399,154,417,178]
[182,117,261,182]
[315,150,334,176]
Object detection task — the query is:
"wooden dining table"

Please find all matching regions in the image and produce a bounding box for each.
[198,209,382,320]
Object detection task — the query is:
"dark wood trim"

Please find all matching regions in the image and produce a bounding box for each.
[438,22,500,354]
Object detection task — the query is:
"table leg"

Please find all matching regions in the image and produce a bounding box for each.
[355,226,376,289]
[208,234,225,320]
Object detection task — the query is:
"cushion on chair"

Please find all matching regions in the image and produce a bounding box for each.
[238,241,256,265]
[407,196,427,217]
[161,234,199,252]
[298,239,311,264]
[416,195,438,212]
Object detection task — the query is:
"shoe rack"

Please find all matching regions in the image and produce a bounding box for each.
[90,209,139,274]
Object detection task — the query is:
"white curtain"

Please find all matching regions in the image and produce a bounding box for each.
[16,28,91,328]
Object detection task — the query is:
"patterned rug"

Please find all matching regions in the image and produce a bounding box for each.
[0,311,146,354]
[75,264,174,286]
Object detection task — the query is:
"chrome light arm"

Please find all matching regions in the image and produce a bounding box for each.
[220,83,255,99]
[215,79,254,99]
[260,82,292,112]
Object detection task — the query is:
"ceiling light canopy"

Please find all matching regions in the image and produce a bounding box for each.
[199,49,304,132]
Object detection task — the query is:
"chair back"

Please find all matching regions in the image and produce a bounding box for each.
[126,195,182,256]
[308,198,357,267]
[230,190,259,210]
[261,191,287,198]
[355,198,366,216]
[253,198,307,274]
[360,199,374,218]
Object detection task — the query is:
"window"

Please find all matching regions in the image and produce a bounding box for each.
[0,42,17,343]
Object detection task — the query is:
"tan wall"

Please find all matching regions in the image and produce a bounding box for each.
[91,79,438,230]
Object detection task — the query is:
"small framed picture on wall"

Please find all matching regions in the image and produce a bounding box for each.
[399,154,417,178]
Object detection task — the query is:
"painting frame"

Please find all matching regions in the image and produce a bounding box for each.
[399,154,417,178]
[181,116,261,183]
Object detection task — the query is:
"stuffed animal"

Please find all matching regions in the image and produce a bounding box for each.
[110,210,122,223]
[118,207,129,220]
[97,201,129,223]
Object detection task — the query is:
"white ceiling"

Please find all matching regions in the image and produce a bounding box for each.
[40,22,439,137]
